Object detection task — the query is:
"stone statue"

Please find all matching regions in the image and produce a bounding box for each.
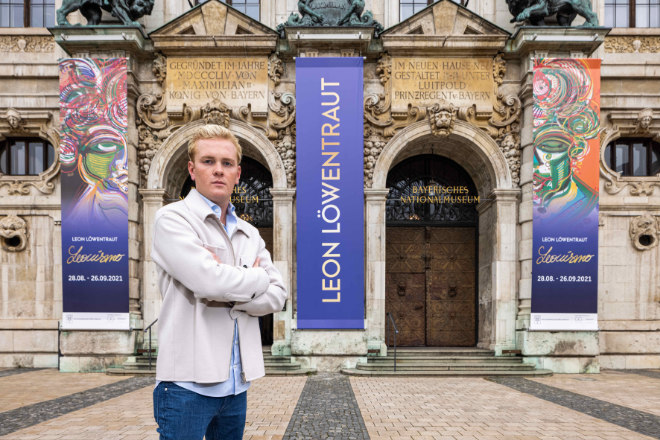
[506,0,599,26]
[338,0,365,25]
[277,0,383,37]
[636,108,654,132]
[57,0,154,26]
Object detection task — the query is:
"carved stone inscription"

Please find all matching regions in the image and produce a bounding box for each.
[166,57,269,112]
[391,57,496,112]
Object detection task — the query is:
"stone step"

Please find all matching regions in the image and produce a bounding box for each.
[367,356,525,363]
[383,348,495,356]
[355,362,536,371]
[262,356,294,363]
[341,368,554,377]
[264,362,302,370]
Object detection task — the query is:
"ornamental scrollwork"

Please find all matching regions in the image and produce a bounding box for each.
[0,111,60,195]
[136,93,173,182]
[493,53,506,86]
[629,214,660,251]
[0,215,28,252]
[268,92,296,187]
[601,114,660,196]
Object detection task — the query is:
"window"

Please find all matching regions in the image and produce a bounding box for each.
[0,0,55,27]
[196,0,259,20]
[0,138,55,175]
[605,0,660,27]
[604,138,660,176]
[400,0,437,21]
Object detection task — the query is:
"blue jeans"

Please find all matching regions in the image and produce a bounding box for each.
[153,382,247,440]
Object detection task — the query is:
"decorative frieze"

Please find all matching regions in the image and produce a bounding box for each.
[0,36,55,53]
[604,36,660,53]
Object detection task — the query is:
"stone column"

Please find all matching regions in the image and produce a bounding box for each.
[139,188,166,340]
[270,188,295,355]
[490,188,520,354]
[364,188,389,355]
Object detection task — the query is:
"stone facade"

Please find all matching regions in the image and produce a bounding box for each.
[0,0,658,373]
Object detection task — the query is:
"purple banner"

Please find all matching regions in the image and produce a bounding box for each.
[531,59,600,331]
[59,58,129,330]
[296,58,364,329]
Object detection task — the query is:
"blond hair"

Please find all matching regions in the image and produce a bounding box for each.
[188,125,242,163]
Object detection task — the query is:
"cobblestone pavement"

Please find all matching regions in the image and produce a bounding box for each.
[1,370,660,440]
[283,373,369,440]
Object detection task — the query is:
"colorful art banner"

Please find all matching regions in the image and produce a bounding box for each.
[296,58,365,329]
[531,59,600,331]
[59,58,129,330]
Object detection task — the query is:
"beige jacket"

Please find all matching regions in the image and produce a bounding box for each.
[151,189,287,383]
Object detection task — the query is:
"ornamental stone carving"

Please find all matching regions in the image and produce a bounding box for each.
[0,36,55,53]
[604,36,660,53]
[152,54,166,85]
[428,100,456,137]
[268,54,284,86]
[5,108,25,132]
[629,214,660,251]
[635,108,654,134]
[0,215,28,252]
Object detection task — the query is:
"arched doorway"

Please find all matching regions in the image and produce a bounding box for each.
[180,156,275,345]
[385,154,478,347]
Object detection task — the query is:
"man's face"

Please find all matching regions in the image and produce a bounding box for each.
[188,137,241,208]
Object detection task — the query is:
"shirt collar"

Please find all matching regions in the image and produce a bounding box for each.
[183,189,252,237]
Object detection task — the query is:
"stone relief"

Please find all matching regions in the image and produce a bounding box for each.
[428,100,457,137]
[600,112,660,196]
[629,214,660,251]
[0,112,60,196]
[0,36,55,53]
[604,37,660,53]
[0,215,28,252]
[363,53,522,187]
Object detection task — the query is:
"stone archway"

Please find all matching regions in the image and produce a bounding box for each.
[140,119,294,353]
[366,120,519,354]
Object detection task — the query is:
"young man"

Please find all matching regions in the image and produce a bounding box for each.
[151,125,287,440]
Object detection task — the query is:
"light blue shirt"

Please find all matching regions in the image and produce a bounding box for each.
[173,194,250,397]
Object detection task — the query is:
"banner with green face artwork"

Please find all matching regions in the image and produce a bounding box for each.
[59,58,129,330]
[531,59,600,331]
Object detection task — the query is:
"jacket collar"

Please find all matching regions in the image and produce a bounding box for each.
[183,189,252,238]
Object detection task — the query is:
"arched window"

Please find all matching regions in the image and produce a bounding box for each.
[604,138,660,176]
[0,138,55,175]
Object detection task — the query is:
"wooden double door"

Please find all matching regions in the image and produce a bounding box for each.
[386,226,476,347]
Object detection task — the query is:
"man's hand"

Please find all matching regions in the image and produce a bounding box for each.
[253,257,261,268]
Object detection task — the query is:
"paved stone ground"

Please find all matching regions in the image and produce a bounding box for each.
[283,373,369,440]
[1,370,660,440]
[0,369,44,379]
